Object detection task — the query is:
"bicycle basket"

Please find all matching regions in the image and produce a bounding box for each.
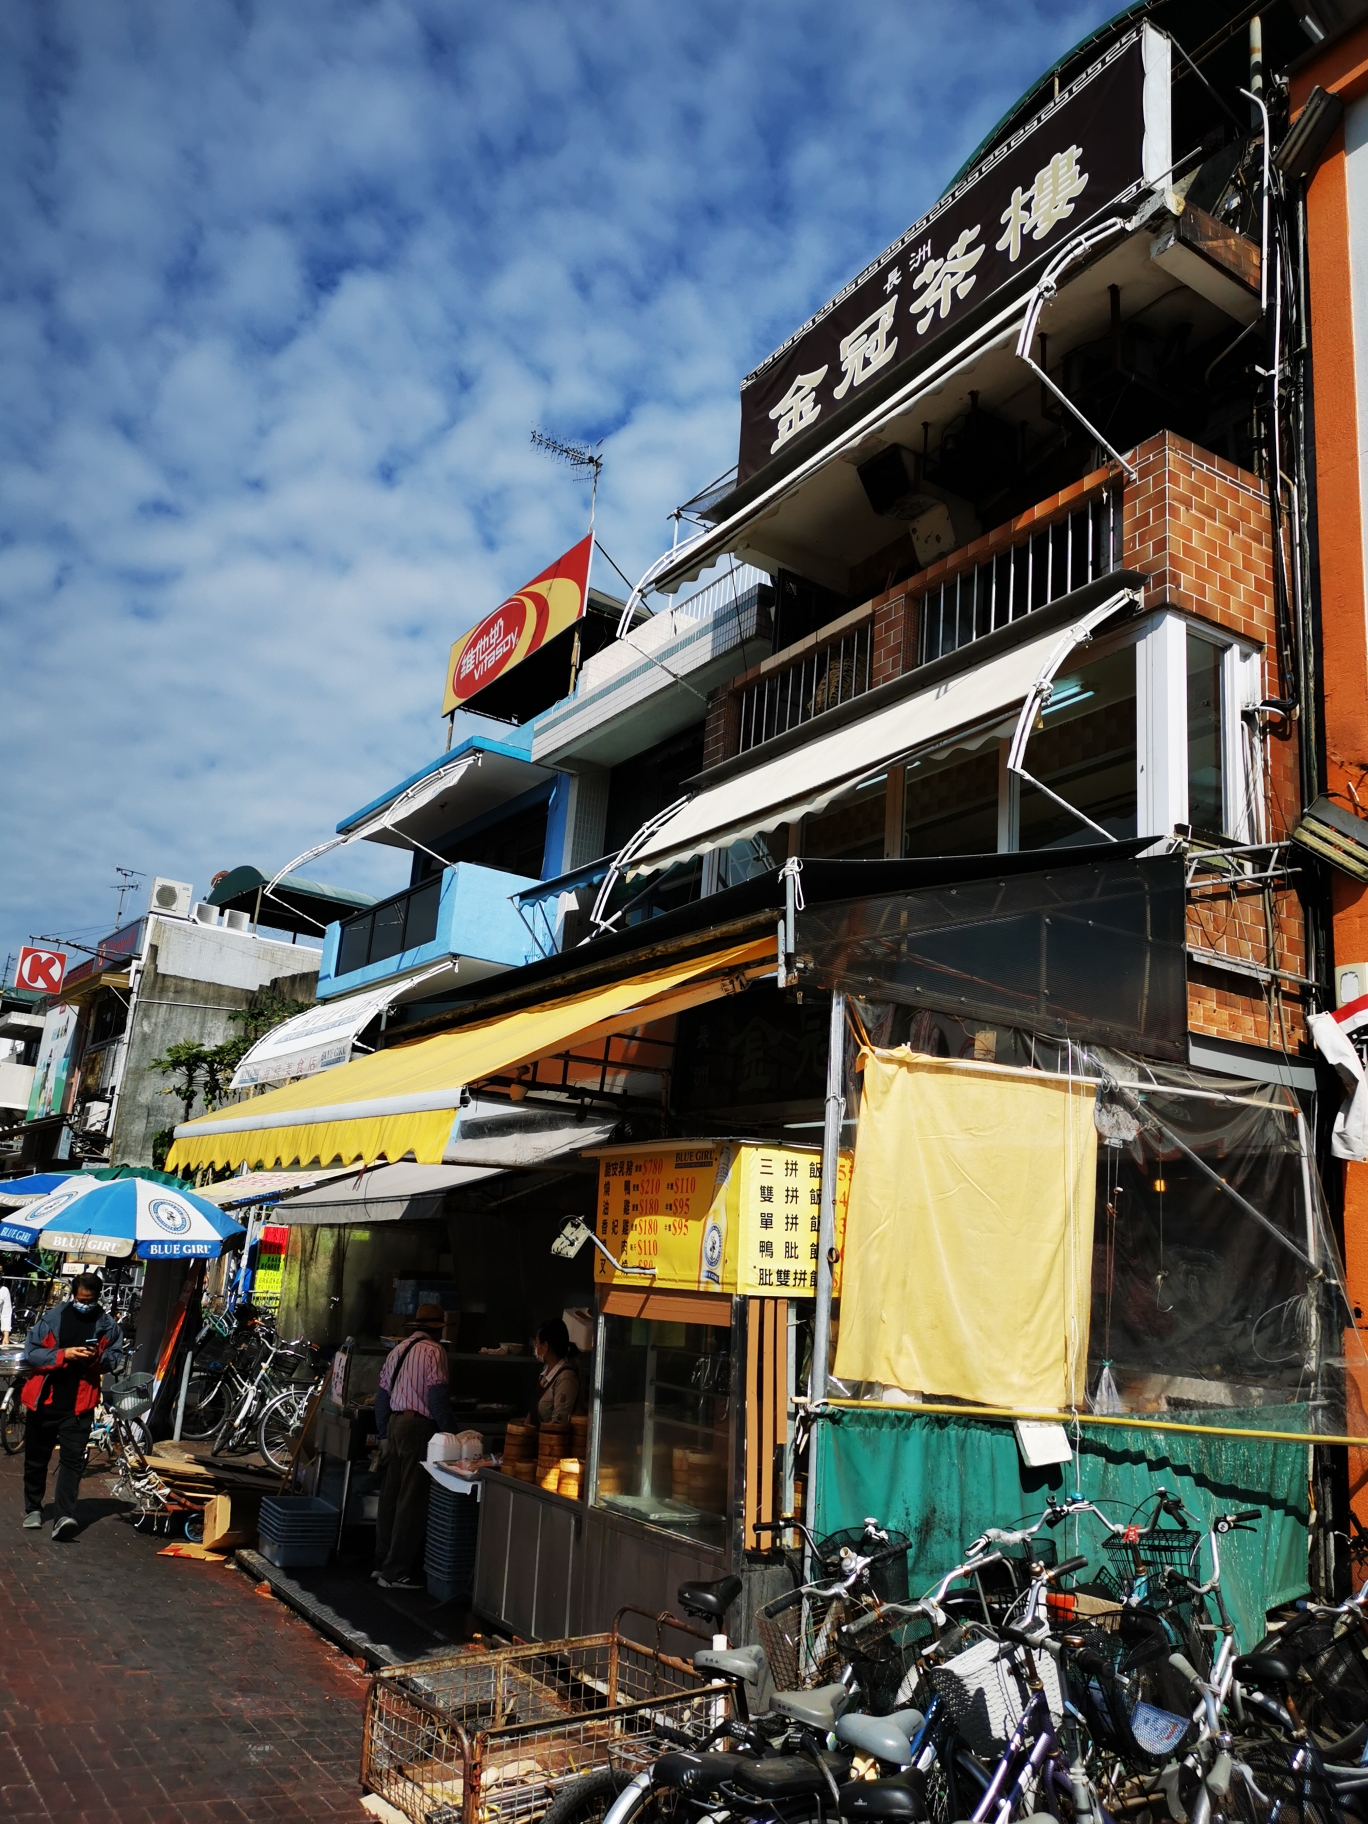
[814,1528,912,1604]
[107,1373,155,1419]
[758,1586,868,1693]
[1061,1611,1195,1773]
[913,1631,1065,1760]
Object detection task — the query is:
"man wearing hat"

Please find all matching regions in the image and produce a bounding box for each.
[373,1302,453,1590]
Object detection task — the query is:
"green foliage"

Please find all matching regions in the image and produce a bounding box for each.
[147,984,315,1121]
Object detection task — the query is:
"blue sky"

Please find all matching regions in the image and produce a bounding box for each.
[0,0,1115,968]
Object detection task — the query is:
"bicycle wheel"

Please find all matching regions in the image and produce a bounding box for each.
[541,1770,636,1824]
[257,1390,306,1473]
[1,1393,25,1454]
[178,1375,230,1441]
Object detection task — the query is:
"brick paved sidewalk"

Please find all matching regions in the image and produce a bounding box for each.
[0,1449,373,1823]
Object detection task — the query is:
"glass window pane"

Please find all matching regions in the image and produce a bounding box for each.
[802,775,887,860]
[903,747,999,858]
[337,914,372,975]
[403,878,442,950]
[1018,645,1137,850]
[369,898,407,963]
[594,1314,731,1550]
[1186,632,1225,835]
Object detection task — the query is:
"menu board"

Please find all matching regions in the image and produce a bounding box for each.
[593,1141,850,1298]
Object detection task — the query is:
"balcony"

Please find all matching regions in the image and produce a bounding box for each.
[317,862,540,1000]
[531,564,772,769]
[711,472,1124,767]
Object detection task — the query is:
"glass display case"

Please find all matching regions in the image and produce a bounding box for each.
[593,1312,733,1550]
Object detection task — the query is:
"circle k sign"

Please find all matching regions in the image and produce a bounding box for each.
[15,947,68,994]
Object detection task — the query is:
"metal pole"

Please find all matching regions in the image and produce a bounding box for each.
[172,1347,193,1442]
[810,991,846,1404]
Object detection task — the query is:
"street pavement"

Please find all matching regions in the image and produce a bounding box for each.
[0,1449,373,1822]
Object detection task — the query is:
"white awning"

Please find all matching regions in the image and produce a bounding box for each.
[272,1161,500,1225]
[630,596,1134,875]
[229,965,452,1090]
[194,1167,359,1208]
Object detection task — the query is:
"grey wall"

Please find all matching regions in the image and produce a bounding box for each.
[110,919,318,1167]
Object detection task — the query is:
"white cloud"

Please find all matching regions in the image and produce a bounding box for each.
[0,0,1112,960]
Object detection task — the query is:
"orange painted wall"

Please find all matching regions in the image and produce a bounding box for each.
[1296,31,1368,1495]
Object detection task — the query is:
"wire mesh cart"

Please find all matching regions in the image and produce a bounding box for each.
[361,1609,731,1824]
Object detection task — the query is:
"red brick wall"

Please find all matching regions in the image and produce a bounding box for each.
[1123,432,1306,1050]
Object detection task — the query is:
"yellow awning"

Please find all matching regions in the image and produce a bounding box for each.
[167,937,774,1174]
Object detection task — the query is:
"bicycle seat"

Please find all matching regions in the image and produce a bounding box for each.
[838,1773,927,1821]
[1235,1650,1298,1687]
[695,1645,766,1685]
[730,1752,853,1800]
[834,1710,924,1767]
[678,1575,743,1622]
[652,1751,749,1794]
[772,1683,851,1730]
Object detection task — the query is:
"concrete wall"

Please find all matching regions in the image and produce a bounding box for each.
[110,917,319,1167]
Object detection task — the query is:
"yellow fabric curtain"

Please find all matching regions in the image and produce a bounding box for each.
[833,1048,1098,1410]
[168,937,773,1174]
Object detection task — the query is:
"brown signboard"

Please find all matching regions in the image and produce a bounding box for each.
[736,27,1171,487]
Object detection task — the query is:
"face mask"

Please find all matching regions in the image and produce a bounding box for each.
[71,1300,99,1318]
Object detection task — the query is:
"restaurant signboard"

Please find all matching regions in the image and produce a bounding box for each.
[736,26,1171,486]
[593,1140,850,1297]
[441,534,594,714]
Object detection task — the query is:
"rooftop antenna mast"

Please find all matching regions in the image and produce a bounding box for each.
[530,429,604,531]
[111,866,145,925]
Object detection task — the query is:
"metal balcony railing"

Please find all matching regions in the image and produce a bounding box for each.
[736,620,872,755]
[917,488,1122,664]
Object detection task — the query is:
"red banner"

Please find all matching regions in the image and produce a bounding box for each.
[442,534,593,713]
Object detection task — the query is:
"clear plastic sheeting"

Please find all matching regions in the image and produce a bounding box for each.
[828,1023,1368,1432]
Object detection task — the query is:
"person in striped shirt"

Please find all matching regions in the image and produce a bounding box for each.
[373,1302,453,1590]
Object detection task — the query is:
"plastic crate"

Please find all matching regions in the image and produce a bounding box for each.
[259,1496,339,1542]
[260,1535,331,1569]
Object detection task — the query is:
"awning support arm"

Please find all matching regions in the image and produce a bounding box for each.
[1014,217,1138,482]
[1003,590,1142,843]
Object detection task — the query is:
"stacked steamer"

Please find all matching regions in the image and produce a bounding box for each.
[557,1415,589,1502]
[502,1422,537,1481]
[537,1421,569,1491]
[684,1449,727,1513]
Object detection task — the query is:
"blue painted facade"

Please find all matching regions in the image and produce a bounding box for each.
[316,861,541,1000]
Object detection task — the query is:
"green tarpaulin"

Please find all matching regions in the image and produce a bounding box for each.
[814,1405,1311,1647]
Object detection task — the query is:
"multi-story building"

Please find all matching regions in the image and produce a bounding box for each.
[174,0,1360,1621]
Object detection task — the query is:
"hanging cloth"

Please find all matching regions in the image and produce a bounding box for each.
[834,1048,1098,1409]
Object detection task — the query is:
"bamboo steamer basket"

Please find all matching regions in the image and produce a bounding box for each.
[569,1414,589,1455]
[557,1457,581,1501]
[539,1462,561,1493]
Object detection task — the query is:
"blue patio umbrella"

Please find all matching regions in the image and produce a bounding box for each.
[0,1175,245,1260]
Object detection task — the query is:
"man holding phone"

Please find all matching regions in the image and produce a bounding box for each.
[19,1273,123,1539]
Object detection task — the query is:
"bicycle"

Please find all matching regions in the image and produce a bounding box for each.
[255,1374,324,1473]
[210,1331,313,1457]
[0,1373,26,1453]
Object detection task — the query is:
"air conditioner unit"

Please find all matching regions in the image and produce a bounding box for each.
[148,877,194,918]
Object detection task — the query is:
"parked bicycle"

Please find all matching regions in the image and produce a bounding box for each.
[255,1374,324,1473]
[210,1330,313,1457]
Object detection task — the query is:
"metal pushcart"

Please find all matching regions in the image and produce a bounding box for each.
[361,1609,731,1824]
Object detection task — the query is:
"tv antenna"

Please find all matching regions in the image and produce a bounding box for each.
[530,429,603,531]
[111,866,145,925]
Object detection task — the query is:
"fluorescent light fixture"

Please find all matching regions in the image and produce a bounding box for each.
[1293,795,1368,882]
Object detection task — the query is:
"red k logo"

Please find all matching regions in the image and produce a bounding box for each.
[15,948,67,993]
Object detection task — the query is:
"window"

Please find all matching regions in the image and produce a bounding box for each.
[1018,645,1138,850]
[335,876,442,976]
[903,747,999,857]
[1186,631,1226,836]
[802,774,887,860]
[594,1314,732,1549]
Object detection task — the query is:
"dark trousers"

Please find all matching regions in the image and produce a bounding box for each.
[24,1407,92,1522]
[375,1410,435,1578]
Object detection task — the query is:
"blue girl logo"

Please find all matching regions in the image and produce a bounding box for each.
[148,1198,192,1235]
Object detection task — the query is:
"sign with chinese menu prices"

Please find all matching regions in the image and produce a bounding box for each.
[15,947,67,994]
[736,26,1170,485]
[592,1141,850,1297]
[442,534,594,713]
